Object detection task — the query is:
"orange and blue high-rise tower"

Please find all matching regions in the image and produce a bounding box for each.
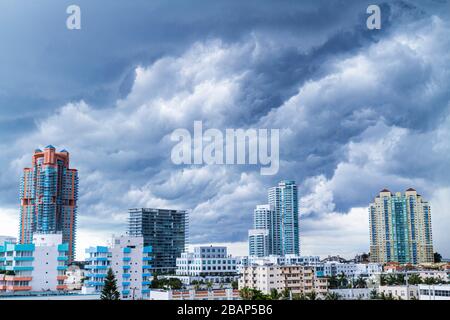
[19,145,79,262]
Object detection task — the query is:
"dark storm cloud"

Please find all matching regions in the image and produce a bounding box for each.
[0,0,450,257]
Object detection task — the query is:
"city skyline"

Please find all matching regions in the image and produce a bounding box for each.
[1,1,450,260]
[1,145,444,262]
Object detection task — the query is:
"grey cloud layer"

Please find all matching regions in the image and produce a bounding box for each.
[0,0,449,257]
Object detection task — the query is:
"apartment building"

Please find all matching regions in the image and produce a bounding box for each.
[281,265,328,296]
[0,233,69,293]
[175,246,238,284]
[82,236,152,300]
[239,265,285,294]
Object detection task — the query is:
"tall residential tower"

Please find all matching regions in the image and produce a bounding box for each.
[369,188,433,264]
[248,180,300,257]
[128,208,188,273]
[19,145,78,262]
[269,180,300,256]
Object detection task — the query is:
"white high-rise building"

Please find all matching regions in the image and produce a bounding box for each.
[83,235,152,300]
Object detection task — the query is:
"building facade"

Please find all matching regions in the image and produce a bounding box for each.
[0,233,69,293]
[175,246,238,284]
[239,265,285,294]
[268,180,300,256]
[369,188,433,264]
[83,236,152,300]
[19,146,78,262]
[281,265,328,297]
[128,208,188,273]
[248,204,272,257]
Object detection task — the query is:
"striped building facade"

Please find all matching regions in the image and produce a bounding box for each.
[19,145,78,262]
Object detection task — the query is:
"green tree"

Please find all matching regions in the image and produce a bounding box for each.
[270,288,280,300]
[379,274,387,286]
[408,274,422,285]
[424,277,438,285]
[328,275,339,289]
[306,291,319,300]
[239,287,253,300]
[325,292,341,300]
[434,252,442,263]
[370,289,379,300]
[354,276,367,288]
[337,272,348,288]
[101,268,120,300]
[281,288,291,300]
[292,293,308,300]
[231,280,238,290]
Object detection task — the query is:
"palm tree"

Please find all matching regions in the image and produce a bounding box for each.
[328,275,339,289]
[370,289,379,300]
[306,291,319,300]
[239,287,253,300]
[270,288,280,300]
[387,274,398,286]
[325,292,341,300]
[379,274,387,286]
[408,274,422,285]
[424,277,438,285]
[292,293,308,300]
[206,281,213,291]
[338,272,348,288]
[354,276,367,288]
[281,288,291,300]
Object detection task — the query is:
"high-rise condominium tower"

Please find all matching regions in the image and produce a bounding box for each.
[128,208,188,273]
[248,204,272,257]
[19,145,78,262]
[369,188,433,264]
[268,180,300,256]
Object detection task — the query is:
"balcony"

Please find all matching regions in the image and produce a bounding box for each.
[6,286,32,291]
[57,275,68,281]
[57,285,68,290]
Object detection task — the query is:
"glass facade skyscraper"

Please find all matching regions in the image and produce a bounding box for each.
[369,188,434,264]
[128,208,188,273]
[248,181,300,257]
[19,145,79,262]
[269,180,300,256]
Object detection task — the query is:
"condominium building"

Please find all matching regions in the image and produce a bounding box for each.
[82,236,152,300]
[20,146,78,262]
[238,264,327,296]
[248,229,270,258]
[0,233,69,293]
[369,188,433,264]
[0,236,16,244]
[248,204,272,257]
[322,262,383,278]
[281,265,328,297]
[379,285,419,300]
[268,180,300,255]
[419,284,450,300]
[238,265,285,294]
[128,208,188,273]
[175,246,238,284]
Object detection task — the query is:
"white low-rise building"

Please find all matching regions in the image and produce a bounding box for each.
[379,285,419,300]
[418,284,450,300]
[323,262,382,277]
[176,246,238,284]
[330,288,371,300]
[0,233,69,293]
[149,288,240,300]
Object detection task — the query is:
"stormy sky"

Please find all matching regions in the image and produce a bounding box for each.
[0,0,449,260]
